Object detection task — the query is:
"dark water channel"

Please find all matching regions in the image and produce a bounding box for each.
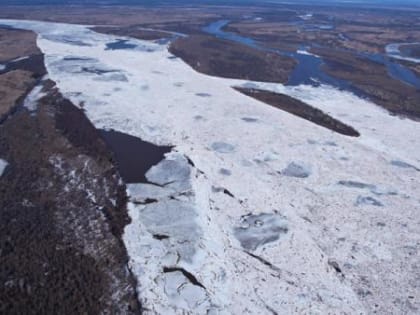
[100,129,172,183]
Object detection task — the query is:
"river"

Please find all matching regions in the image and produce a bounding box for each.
[203,20,420,90]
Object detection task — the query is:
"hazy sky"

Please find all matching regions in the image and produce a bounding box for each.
[0,0,418,5]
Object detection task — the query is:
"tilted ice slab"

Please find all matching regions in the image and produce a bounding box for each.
[1,19,419,314]
[125,153,219,314]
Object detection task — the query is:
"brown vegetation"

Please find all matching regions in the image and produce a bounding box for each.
[0,83,141,314]
[170,34,296,83]
[92,25,169,40]
[0,70,36,120]
[0,28,40,62]
[235,87,360,137]
[0,24,141,315]
[225,7,420,54]
[311,47,420,120]
[0,28,46,122]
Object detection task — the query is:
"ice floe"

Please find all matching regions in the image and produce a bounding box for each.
[145,152,192,191]
[234,213,289,251]
[127,183,174,203]
[124,153,228,314]
[210,142,235,154]
[281,162,311,178]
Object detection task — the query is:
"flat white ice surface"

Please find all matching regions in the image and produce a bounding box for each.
[1,19,419,314]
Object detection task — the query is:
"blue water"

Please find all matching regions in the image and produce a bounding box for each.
[105,39,137,50]
[203,20,354,90]
[363,53,420,89]
[203,20,420,90]
[0,24,15,29]
[386,62,420,88]
[202,20,259,49]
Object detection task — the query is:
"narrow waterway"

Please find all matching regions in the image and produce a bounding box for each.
[203,20,420,90]
[203,20,353,89]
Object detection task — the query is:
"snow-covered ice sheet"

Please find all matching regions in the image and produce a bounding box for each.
[1,19,419,314]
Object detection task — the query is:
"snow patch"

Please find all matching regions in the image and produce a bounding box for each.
[23,82,46,112]
[11,55,30,63]
[0,159,8,176]
[297,49,319,57]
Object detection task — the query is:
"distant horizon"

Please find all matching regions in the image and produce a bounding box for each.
[1,0,419,7]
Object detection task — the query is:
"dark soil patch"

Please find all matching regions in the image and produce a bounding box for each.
[92,25,169,41]
[0,32,141,313]
[0,27,41,62]
[311,47,420,120]
[1,54,46,78]
[235,87,360,137]
[55,96,111,161]
[0,82,141,313]
[169,34,296,83]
